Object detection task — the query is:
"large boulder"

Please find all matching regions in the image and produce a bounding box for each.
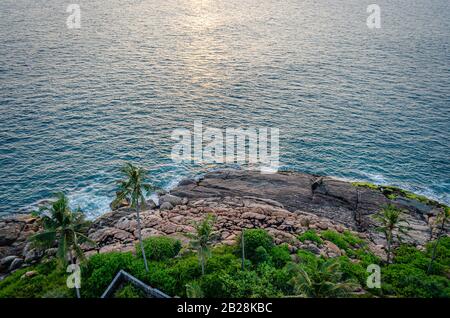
[8,258,23,271]
[0,255,17,271]
[160,202,174,210]
[159,194,183,207]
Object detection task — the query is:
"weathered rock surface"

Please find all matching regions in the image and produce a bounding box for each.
[171,169,447,243]
[0,169,447,275]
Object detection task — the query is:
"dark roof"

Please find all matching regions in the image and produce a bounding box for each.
[101,270,170,298]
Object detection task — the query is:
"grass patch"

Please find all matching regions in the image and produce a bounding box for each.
[352,182,444,207]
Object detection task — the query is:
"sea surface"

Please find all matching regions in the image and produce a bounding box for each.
[0,0,449,218]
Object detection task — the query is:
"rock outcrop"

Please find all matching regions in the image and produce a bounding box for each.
[171,169,446,244]
[0,169,447,275]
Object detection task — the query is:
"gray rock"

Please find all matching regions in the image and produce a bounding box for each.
[46,248,58,257]
[160,194,183,207]
[0,255,18,271]
[9,258,23,271]
[145,199,157,209]
[305,244,321,255]
[160,202,174,210]
[156,189,167,196]
[178,178,196,186]
[24,249,43,263]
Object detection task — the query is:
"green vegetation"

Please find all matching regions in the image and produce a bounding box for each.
[321,230,364,252]
[352,182,445,208]
[427,206,449,274]
[298,229,323,245]
[114,283,145,298]
[0,260,74,298]
[1,228,449,298]
[238,228,274,262]
[288,258,357,298]
[137,236,182,261]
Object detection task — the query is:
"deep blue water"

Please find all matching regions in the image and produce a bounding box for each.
[0,0,449,218]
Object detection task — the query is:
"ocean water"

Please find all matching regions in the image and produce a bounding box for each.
[0,0,449,218]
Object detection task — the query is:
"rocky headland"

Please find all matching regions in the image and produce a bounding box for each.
[1,169,448,275]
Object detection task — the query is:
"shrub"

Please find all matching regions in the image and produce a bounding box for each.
[394,245,430,271]
[200,271,238,298]
[352,248,381,267]
[425,236,450,274]
[342,231,364,246]
[297,249,320,270]
[199,269,282,298]
[114,283,145,298]
[382,264,450,298]
[298,229,323,245]
[81,252,134,298]
[205,253,241,275]
[337,256,367,286]
[322,230,350,251]
[254,246,270,264]
[257,263,294,295]
[238,229,274,262]
[137,236,182,261]
[270,244,291,268]
[0,260,72,298]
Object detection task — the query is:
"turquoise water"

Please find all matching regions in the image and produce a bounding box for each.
[0,0,449,218]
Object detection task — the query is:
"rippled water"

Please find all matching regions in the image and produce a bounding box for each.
[0,0,449,217]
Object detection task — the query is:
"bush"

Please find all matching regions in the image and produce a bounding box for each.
[114,283,145,298]
[205,252,241,275]
[425,236,450,274]
[382,264,450,298]
[200,271,238,298]
[270,244,291,268]
[342,231,364,247]
[81,252,134,298]
[0,260,72,298]
[352,248,381,266]
[257,263,293,295]
[137,236,182,261]
[199,269,282,298]
[254,246,270,264]
[337,256,367,286]
[394,245,430,270]
[297,250,320,270]
[238,229,274,262]
[168,255,202,285]
[298,229,323,245]
[321,230,351,251]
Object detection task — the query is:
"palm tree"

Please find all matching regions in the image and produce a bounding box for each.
[372,204,410,264]
[427,206,449,274]
[186,214,218,275]
[241,229,245,270]
[30,192,95,298]
[111,163,155,272]
[288,259,357,298]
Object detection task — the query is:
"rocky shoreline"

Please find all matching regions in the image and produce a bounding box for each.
[1,169,447,276]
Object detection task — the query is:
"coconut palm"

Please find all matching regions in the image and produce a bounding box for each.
[427,207,449,274]
[372,204,410,264]
[288,259,357,298]
[186,214,218,275]
[111,162,155,272]
[30,192,95,298]
[241,229,246,270]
